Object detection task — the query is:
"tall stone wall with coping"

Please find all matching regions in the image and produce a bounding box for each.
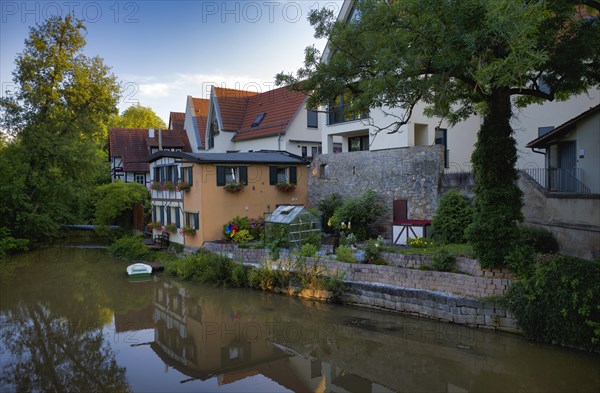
[203,242,518,331]
[308,146,444,236]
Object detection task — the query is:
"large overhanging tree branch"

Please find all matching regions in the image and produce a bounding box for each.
[276,0,599,268]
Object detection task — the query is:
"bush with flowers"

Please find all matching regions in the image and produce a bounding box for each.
[406,237,434,248]
[223,216,264,243]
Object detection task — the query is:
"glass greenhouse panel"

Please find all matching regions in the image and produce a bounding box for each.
[264,205,321,248]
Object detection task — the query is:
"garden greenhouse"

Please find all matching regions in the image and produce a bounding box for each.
[264,205,321,248]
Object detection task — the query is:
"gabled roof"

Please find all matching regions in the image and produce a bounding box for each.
[168,112,185,130]
[191,97,210,149]
[526,104,600,148]
[213,87,259,132]
[212,86,307,141]
[234,86,307,141]
[147,150,308,165]
[109,128,192,172]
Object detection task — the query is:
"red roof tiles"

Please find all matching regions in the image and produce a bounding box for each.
[109,128,191,172]
[191,97,209,149]
[212,86,306,141]
[168,112,185,130]
[213,87,259,131]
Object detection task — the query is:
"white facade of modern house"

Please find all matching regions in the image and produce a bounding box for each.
[320,0,600,173]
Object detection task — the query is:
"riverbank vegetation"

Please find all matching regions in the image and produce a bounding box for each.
[506,255,600,352]
[165,251,347,302]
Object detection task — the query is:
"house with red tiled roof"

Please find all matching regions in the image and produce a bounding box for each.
[183,96,210,151]
[108,128,191,186]
[199,85,338,157]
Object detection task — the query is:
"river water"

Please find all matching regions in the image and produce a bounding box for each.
[1,245,599,393]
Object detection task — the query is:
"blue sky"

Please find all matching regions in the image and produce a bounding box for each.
[1,1,343,123]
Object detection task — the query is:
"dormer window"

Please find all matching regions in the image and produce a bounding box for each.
[251,112,266,128]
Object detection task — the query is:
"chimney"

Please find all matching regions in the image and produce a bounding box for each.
[148,128,155,138]
[158,128,163,150]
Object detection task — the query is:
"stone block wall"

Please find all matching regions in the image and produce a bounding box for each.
[308,146,444,236]
[204,243,514,297]
[203,242,518,331]
[344,282,518,332]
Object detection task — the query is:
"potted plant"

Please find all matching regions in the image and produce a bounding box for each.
[165,223,177,233]
[148,221,161,230]
[275,182,296,192]
[163,181,176,191]
[177,181,191,191]
[151,182,162,190]
[183,226,196,236]
[224,182,244,193]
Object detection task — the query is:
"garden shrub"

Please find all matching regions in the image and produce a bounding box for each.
[519,225,559,254]
[431,190,472,244]
[330,190,385,241]
[505,226,559,277]
[223,216,264,243]
[231,263,249,288]
[300,243,318,258]
[406,237,434,248]
[108,235,150,261]
[302,230,322,248]
[506,255,600,352]
[335,245,357,263]
[431,250,456,272]
[364,236,384,263]
[165,251,236,286]
[318,193,343,233]
[233,229,254,244]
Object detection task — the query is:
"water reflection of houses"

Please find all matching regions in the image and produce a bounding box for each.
[150,281,392,392]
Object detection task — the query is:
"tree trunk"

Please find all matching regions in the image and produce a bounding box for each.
[467,88,523,268]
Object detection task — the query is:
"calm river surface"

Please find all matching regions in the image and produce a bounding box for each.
[1,245,600,393]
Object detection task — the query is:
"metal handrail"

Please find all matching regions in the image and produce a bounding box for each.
[522,168,591,194]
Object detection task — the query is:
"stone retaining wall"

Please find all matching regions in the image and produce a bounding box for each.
[203,242,518,332]
[204,243,515,297]
[344,282,518,332]
[381,252,516,280]
[308,146,444,236]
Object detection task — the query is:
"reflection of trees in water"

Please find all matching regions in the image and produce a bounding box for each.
[1,302,130,392]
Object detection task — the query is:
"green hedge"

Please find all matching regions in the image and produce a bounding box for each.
[165,250,237,286]
[506,255,600,352]
[432,190,472,244]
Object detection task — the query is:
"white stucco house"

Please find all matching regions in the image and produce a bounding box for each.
[318,0,600,174]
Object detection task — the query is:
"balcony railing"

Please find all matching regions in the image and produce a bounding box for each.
[327,105,369,125]
[523,168,591,194]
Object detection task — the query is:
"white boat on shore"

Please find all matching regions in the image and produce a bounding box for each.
[126,263,152,280]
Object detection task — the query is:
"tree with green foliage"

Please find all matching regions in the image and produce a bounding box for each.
[0,15,119,243]
[276,0,599,268]
[93,181,149,232]
[110,103,166,129]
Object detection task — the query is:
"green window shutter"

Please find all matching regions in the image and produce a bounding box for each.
[180,167,184,183]
[239,166,248,185]
[269,167,277,185]
[289,166,297,184]
[193,213,199,229]
[175,207,181,227]
[160,206,165,224]
[152,206,157,222]
[216,166,226,186]
[188,167,193,186]
[166,207,171,224]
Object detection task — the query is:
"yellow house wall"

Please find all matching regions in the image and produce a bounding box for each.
[183,163,308,247]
